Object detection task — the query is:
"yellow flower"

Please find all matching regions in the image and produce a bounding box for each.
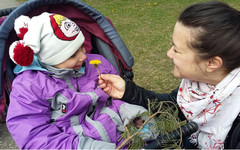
[153,2,158,6]
[89,59,102,76]
[89,59,102,65]
[146,3,151,5]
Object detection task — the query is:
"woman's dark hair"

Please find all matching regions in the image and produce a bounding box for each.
[178,1,240,71]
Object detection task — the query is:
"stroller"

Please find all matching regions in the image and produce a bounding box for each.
[0,0,134,123]
[0,0,200,149]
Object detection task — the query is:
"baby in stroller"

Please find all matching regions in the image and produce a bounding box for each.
[6,12,157,149]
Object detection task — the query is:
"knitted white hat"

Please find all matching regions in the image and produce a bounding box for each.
[9,12,85,66]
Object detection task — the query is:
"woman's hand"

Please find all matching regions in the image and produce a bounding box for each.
[98,74,126,99]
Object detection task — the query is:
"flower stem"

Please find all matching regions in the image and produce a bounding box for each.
[96,68,100,76]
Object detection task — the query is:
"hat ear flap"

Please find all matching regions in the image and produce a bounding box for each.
[14,15,31,39]
[9,41,34,66]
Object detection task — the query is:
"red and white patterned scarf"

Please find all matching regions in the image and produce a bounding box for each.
[177,68,240,149]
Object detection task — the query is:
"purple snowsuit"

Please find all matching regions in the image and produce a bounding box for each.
[6,54,148,149]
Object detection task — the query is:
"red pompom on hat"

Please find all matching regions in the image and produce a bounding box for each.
[9,41,34,66]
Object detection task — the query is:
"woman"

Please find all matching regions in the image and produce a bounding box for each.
[99,1,240,149]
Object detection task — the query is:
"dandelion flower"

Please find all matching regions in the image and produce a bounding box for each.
[89,59,101,76]
[153,2,158,6]
[89,59,101,66]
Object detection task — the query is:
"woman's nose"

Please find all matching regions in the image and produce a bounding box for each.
[167,46,174,59]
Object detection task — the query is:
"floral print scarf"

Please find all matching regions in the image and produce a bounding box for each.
[177,68,240,149]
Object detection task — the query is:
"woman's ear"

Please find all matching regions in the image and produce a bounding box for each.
[206,56,223,72]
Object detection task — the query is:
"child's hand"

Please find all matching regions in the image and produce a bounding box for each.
[98,74,125,99]
[133,117,144,129]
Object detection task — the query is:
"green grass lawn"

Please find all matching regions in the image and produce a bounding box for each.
[17,0,240,93]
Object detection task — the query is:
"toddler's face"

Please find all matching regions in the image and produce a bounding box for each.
[53,46,86,71]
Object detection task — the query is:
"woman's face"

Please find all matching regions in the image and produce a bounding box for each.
[167,22,208,82]
[54,46,87,71]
